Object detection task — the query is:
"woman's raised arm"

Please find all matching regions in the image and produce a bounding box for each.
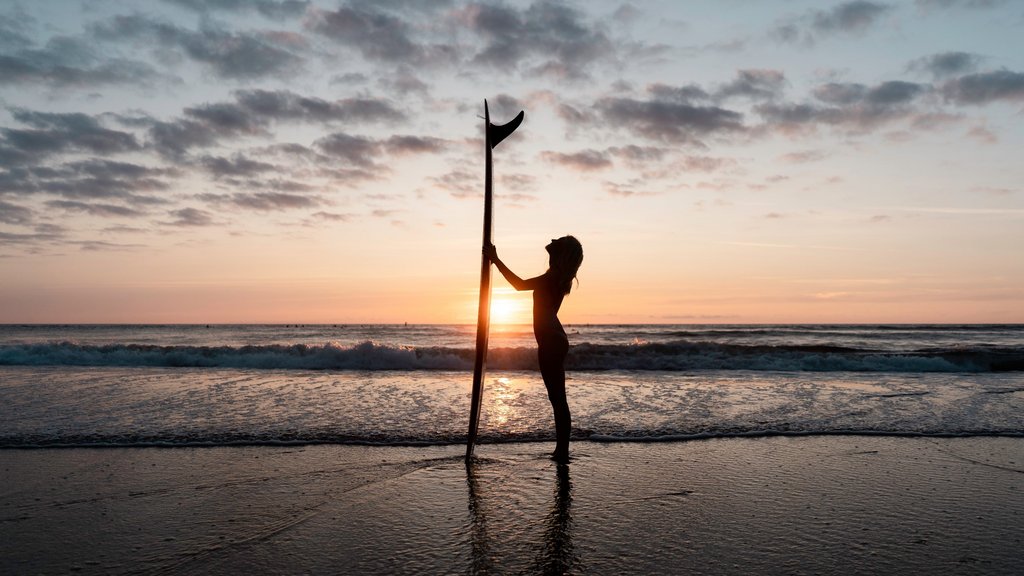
[484,244,543,291]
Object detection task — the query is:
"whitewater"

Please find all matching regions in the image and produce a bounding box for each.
[1,324,1022,447]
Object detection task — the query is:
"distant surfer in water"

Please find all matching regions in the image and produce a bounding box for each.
[484,236,584,462]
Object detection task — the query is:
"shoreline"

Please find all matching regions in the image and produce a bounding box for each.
[2,436,1022,575]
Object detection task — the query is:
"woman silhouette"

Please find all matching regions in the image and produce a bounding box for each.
[484,236,583,462]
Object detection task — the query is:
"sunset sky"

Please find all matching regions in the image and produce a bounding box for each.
[1,0,1022,324]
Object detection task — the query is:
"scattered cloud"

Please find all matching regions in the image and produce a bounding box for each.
[2,109,140,163]
[0,200,33,225]
[757,80,928,133]
[197,154,278,178]
[0,159,173,205]
[432,168,478,198]
[781,150,829,163]
[941,69,1024,104]
[219,192,321,211]
[45,200,147,218]
[966,125,998,143]
[306,4,452,66]
[0,35,166,88]
[595,85,745,145]
[92,14,304,79]
[915,0,1007,10]
[162,0,311,19]
[384,135,449,155]
[308,210,353,222]
[773,1,892,45]
[908,51,983,79]
[460,1,615,79]
[232,89,405,124]
[314,132,381,167]
[541,149,612,171]
[812,1,892,34]
[498,173,537,191]
[164,207,216,227]
[716,69,787,101]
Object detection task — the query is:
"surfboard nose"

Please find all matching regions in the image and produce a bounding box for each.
[488,110,525,150]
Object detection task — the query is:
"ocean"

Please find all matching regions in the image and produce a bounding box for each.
[1,324,1022,448]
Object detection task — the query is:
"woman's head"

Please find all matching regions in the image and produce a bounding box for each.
[546,235,583,294]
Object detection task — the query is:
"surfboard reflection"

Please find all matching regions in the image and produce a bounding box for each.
[465,461,494,575]
[465,460,579,575]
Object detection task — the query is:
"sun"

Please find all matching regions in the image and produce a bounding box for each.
[489,290,528,325]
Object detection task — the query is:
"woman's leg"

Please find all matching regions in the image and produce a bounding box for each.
[539,345,571,461]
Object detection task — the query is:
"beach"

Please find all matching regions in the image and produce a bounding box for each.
[3,436,1022,575]
[2,324,1022,573]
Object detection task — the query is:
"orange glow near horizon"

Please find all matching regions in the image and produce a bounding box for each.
[489,291,530,325]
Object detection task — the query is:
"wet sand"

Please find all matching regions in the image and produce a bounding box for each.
[2,437,1022,575]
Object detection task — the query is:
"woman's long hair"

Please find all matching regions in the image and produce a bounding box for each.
[548,236,584,295]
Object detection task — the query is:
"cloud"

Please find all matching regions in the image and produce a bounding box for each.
[716,69,787,101]
[781,150,829,163]
[164,207,215,227]
[198,154,278,178]
[603,180,657,198]
[678,156,736,172]
[0,35,166,88]
[908,51,982,79]
[814,80,925,105]
[306,4,452,65]
[314,132,381,167]
[75,240,146,252]
[383,135,449,155]
[915,0,1007,9]
[184,103,270,137]
[1,159,173,205]
[941,70,1024,104]
[812,1,891,34]
[147,119,222,159]
[223,192,320,211]
[773,1,892,45]
[498,173,537,192]
[162,0,311,19]
[0,10,34,52]
[377,68,430,97]
[233,89,405,124]
[143,90,403,158]
[309,211,353,222]
[606,145,666,164]
[757,80,928,133]
[432,168,477,198]
[966,124,997,143]
[45,200,146,218]
[92,15,303,79]
[0,224,65,249]
[461,1,615,79]
[0,200,33,225]
[2,109,141,162]
[541,149,612,171]
[595,88,745,145]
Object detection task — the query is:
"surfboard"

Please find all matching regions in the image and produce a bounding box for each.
[466,100,524,460]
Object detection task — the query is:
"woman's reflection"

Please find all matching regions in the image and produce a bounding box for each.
[533,463,579,574]
[465,461,579,575]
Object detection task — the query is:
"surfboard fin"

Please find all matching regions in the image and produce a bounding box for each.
[488,110,524,149]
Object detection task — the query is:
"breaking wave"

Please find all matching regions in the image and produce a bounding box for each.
[1,340,1022,372]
